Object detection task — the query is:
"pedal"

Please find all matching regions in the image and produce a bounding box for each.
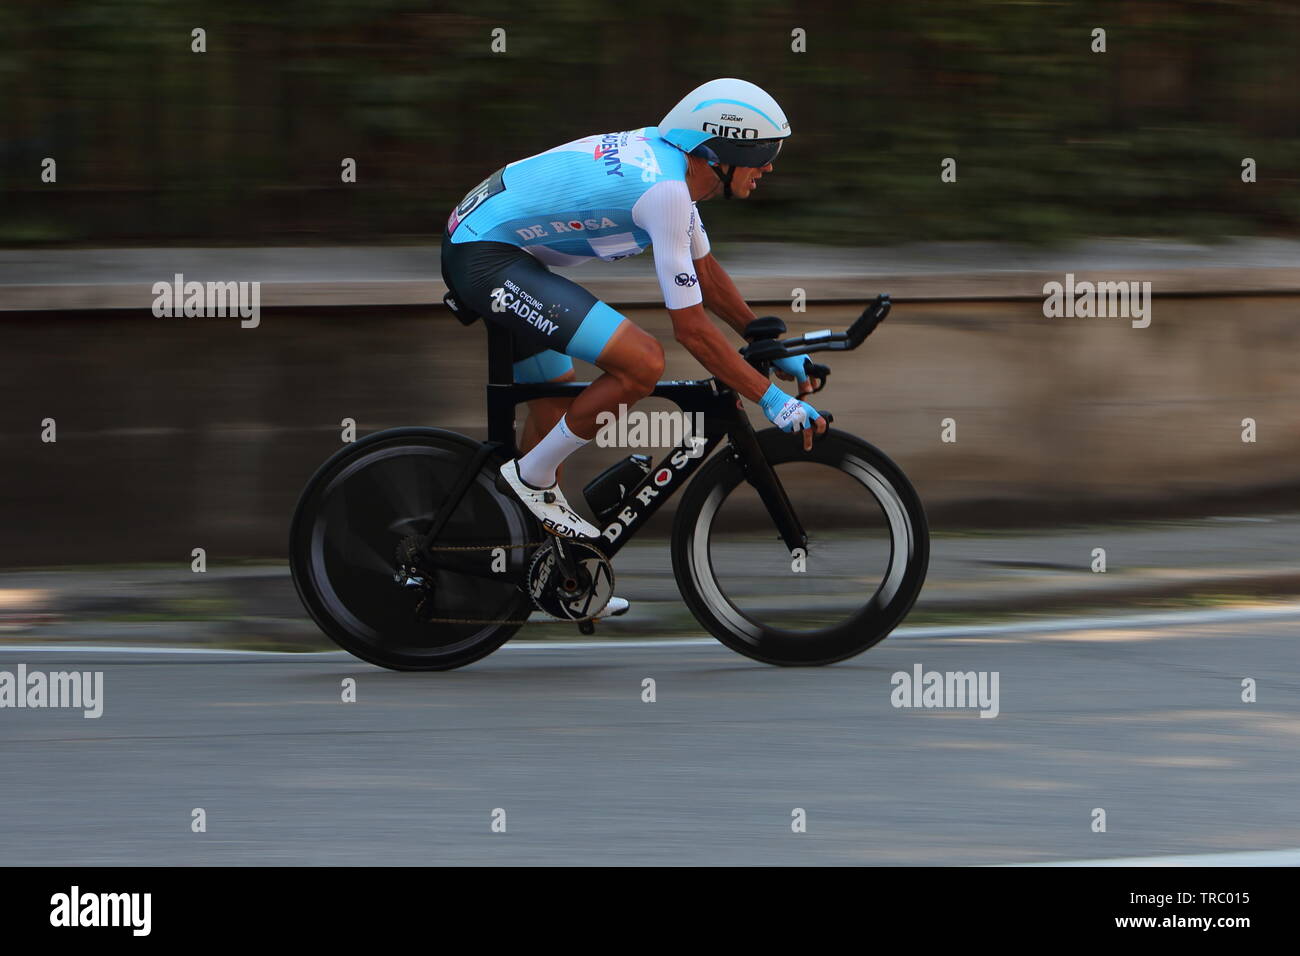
[578,620,595,635]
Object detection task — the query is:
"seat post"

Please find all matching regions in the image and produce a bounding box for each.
[486,321,513,386]
[485,322,518,452]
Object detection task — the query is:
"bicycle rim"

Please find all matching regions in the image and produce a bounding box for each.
[291,431,535,669]
[672,430,928,665]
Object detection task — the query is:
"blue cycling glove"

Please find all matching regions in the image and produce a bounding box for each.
[772,355,811,383]
[760,384,821,433]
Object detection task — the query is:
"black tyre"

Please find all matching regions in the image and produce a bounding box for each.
[671,428,928,666]
[289,428,537,670]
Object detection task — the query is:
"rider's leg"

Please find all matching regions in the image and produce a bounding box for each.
[521,390,572,455]
[515,318,664,488]
[442,238,661,537]
[510,347,630,616]
[512,349,576,476]
[566,321,665,437]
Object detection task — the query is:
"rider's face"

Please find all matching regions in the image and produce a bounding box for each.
[726,163,774,199]
[687,156,775,201]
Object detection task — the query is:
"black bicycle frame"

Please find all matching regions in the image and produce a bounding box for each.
[428,321,810,563]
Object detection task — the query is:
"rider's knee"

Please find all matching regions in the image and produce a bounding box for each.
[643,337,667,389]
[618,331,664,395]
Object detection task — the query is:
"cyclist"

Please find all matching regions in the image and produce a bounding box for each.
[441,78,826,577]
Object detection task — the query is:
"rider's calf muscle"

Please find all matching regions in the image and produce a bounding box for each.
[521,392,572,456]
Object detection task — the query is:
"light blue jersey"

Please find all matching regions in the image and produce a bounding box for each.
[447,127,711,310]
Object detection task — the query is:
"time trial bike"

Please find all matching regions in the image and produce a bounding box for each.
[289,293,928,670]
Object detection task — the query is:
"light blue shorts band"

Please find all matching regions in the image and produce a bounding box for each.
[566,301,627,365]
[512,350,574,383]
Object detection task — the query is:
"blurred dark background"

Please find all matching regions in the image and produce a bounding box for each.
[3,0,1298,247]
[1,1,1297,608]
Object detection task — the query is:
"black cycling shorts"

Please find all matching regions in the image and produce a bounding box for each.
[440,235,627,382]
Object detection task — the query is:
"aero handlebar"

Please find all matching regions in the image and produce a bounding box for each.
[738,294,892,396]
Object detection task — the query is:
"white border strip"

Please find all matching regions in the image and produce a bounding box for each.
[1012,848,1300,867]
[895,601,1300,639]
[0,644,353,658]
[2,602,1298,657]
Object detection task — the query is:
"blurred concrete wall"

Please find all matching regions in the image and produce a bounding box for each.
[2,296,1297,568]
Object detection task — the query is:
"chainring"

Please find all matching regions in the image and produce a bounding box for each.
[527,540,615,621]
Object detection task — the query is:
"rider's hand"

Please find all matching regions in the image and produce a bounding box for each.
[772,355,823,396]
[760,384,827,452]
[772,355,808,382]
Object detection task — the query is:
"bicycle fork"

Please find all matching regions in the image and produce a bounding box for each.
[727,414,809,554]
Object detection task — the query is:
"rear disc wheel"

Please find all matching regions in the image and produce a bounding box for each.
[289,428,536,671]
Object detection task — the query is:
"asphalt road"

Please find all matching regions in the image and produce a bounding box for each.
[2,605,1298,866]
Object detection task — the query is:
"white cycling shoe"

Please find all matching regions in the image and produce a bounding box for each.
[499,459,601,539]
[599,596,630,618]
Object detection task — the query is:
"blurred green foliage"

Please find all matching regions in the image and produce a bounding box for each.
[1,0,1297,245]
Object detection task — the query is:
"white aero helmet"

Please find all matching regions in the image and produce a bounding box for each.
[659,78,790,195]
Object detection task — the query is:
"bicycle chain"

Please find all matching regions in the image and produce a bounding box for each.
[416,612,536,624]
[416,597,607,626]
[420,541,544,552]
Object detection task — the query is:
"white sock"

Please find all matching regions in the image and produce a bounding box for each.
[518,415,589,488]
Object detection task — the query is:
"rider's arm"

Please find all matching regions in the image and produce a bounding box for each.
[680,205,757,337]
[632,181,710,312]
[683,205,758,336]
[694,253,756,337]
[691,222,817,390]
[672,302,825,450]
[630,183,769,401]
[695,248,820,391]
[634,181,822,438]
[668,302,771,403]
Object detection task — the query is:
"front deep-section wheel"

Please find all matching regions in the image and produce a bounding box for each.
[671,428,928,666]
[289,427,537,670]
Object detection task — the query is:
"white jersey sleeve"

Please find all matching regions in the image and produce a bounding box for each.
[632,179,703,310]
[689,203,710,260]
